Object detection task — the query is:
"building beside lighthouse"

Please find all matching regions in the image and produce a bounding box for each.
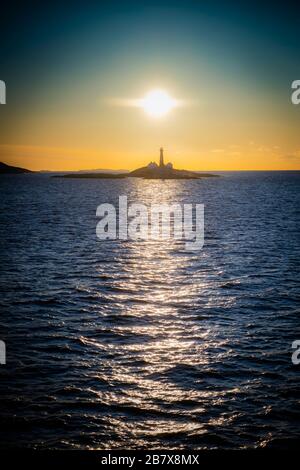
[127,147,210,179]
[59,147,216,179]
[147,147,173,171]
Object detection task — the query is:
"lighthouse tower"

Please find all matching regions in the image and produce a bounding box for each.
[159,147,164,167]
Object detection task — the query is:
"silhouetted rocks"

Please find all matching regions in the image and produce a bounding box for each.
[55,148,218,180]
[0,162,32,174]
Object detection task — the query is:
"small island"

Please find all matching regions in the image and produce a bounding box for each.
[55,148,218,179]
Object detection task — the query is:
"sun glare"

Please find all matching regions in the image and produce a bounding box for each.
[140,89,177,118]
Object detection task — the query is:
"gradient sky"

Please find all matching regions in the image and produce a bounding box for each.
[0,0,300,170]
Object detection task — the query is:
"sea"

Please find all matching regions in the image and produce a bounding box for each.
[0,171,299,449]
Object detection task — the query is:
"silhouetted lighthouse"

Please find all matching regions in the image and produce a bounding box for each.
[159,147,164,167]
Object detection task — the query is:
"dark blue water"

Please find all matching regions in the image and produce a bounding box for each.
[0,172,299,449]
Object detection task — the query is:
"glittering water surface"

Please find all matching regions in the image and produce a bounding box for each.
[0,172,299,449]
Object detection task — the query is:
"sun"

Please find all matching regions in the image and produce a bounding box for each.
[140,89,177,118]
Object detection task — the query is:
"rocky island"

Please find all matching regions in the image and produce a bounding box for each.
[55,148,218,179]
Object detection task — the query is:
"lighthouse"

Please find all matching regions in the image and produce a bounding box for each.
[159,147,164,167]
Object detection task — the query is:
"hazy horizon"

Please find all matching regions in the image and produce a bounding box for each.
[2,158,300,173]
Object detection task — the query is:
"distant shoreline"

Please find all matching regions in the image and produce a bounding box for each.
[53,172,219,179]
[1,161,299,175]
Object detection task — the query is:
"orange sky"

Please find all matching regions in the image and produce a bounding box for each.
[1,83,300,171]
[1,142,299,172]
[1,4,299,171]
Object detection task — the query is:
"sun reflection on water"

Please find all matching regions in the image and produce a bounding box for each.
[86,179,235,447]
